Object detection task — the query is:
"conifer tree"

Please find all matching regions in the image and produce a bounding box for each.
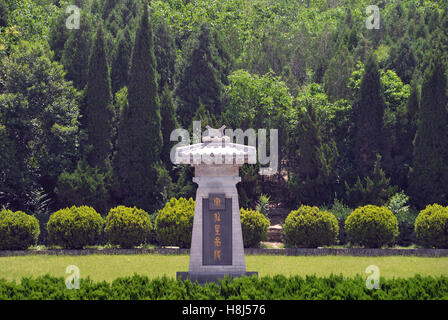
[61,12,93,90]
[111,27,133,94]
[287,105,332,205]
[83,22,114,168]
[352,54,385,179]
[155,20,176,93]
[113,4,162,212]
[175,23,224,128]
[409,53,448,208]
[160,86,179,169]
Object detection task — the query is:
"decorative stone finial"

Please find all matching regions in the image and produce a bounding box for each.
[202,125,229,143]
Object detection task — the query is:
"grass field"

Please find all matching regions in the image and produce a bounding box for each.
[0,255,447,283]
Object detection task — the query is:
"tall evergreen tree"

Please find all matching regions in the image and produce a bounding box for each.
[287,105,332,206]
[113,4,162,212]
[83,22,114,168]
[61,12,93,90]
[155,20,176,94]
[352,54,385,179]
[409,53,448,208]
[175,23,224,128]
[111,27,133,94]
[160,86,179,170]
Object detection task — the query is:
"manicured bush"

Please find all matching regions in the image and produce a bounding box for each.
[415,204,448,248]
[345,205,399,248]
[47,206,104,249]
[283,205,339,248]
[104,206,152,248]
[155,197,195,248]
[240,208,270,248]
[0,209,40,250]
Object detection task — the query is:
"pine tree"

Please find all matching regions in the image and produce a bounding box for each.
[83,22,114,168]
[111,27,133,94]
[323,47,355,101]
[48,11,69,62]
[160,86,179,169]
[61,12,93,90]
[387,35,416,84]
[409,53,448,208]
[113,4,162,212]
[155,20,176,93]
[352,54,385,179]
[287,105,332,205]
[175,23,224,128]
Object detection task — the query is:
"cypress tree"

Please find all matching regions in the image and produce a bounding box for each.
[409,53,448,208]
[155,20,176,94]
[175,23,224,128]
[83,22,114,168]
[352,54,385,179]
[113,4,162,212]
[61,12,93,90]
[111,27,133,94]
[160,86,179,169]
[287,106,332,206]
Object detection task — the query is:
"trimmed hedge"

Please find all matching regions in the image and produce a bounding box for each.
[155,197,195,248]
[47,206,104,249]
[0,274,447,300]
[240,208,270,248]
[415,204,448,248]
[283,206,339,248]
[345,205,399,248]
[105,206,152,248]
[0,209,40,250]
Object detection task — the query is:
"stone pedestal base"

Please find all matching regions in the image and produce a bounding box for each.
[176,271,258,285]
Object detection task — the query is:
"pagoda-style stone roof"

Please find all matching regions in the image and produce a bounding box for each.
[174,126,257,165]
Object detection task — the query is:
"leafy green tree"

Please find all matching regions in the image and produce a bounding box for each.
[175,23,224,128]
[0,41,79,210]
[409,53,448,208]
[83,21,114,168]
[113,4,162,212]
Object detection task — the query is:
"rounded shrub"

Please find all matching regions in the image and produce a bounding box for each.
[240,208,270,248]
[104,206,152,248]
[47,206,104,249]
[0,209,40,250]
[415,204,448,248]
[283,205,339,248]
[345,205,398,248]
[155,197,195,248]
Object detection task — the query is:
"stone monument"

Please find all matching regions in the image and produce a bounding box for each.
[176,126,258,284]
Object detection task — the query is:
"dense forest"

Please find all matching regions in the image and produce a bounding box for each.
[0,0,447,222]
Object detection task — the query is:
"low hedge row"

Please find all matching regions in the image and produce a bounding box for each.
[283,204,448,249]
[0,274,447,300]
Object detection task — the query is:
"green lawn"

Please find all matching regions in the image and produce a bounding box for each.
[0,254,447,283]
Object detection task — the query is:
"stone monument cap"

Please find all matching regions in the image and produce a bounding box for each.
[175,126,256,165]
